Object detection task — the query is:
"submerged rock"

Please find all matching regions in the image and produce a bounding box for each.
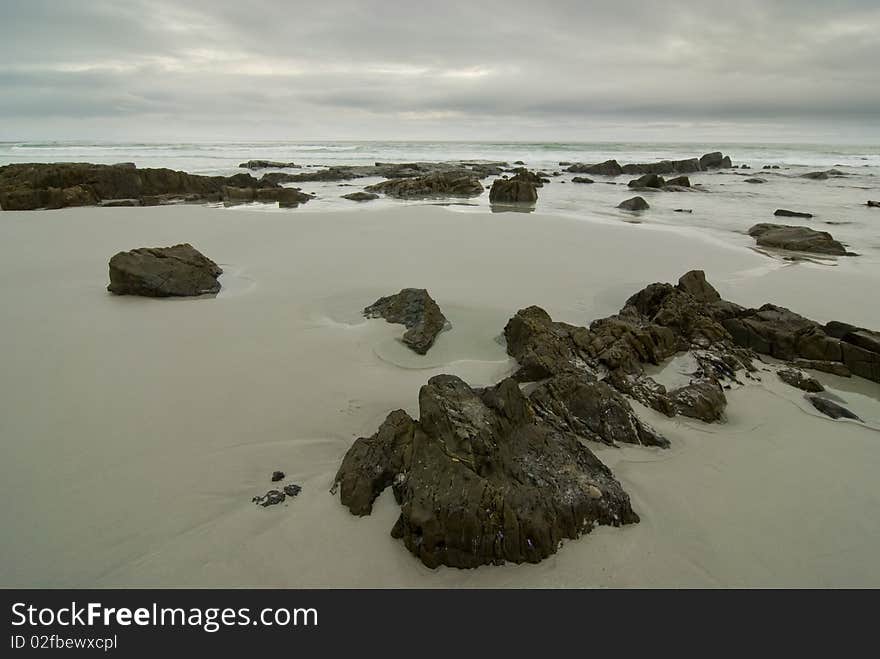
[364,172,483,198]
[333,375,639,568]
[341,191,379,202]
[107,244,222,297]
[774,209,814,219]
[748,223,851,256]
[618,196,650,211]
[807,396,862,421]
[363,288,448,354]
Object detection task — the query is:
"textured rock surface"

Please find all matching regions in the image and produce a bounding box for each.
[107,244,222,297]
[239,160,300,169]
[363,288,449,354]
[489,178,538,203]
[807,396,862,421]
[333,375,639,568]
[748,223,852,256]
[365,172,483,198]
[778,369,824,393]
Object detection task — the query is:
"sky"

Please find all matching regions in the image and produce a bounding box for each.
[1,0,878,142]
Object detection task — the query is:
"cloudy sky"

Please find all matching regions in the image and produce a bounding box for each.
[1,0,878,142]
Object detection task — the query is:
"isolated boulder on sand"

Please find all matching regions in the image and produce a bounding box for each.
[618,196,650,211]
[748,223,851,256]
[107,244,222,297]
[333,375,639,568]
[363,288,449,355]
[489,178,538,203]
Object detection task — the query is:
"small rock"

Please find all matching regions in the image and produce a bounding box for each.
[271,471,285,482]
[618,196,650,211]
[364,288,449,354]
[283,484,302,497]
[571,177,594,184]
[778,368,824,393]
[775,209,814,219]
[341,192,379,202]
[867,201,879,208]
[744,178,767,184]
[674,208,693,213]
[807,396,862,421]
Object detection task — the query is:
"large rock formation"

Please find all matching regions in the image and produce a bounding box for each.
[363,289,449,354]
[364,172,483,199]
[107,244,222,297]
[567,153,730,177]
[748,223,852,256]
[621,158,701,175]
[333,375,639,568]
[0,162,312,210]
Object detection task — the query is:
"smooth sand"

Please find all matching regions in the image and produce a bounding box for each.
[1,204,879,587]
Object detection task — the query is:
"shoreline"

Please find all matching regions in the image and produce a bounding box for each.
[1,204,879,587]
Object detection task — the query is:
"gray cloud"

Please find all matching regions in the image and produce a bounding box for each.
[1,0,878,140]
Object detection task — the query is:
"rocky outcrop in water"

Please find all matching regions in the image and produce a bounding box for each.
[364,172,483,199]
[107,243,222,297]
[618,196,650,211]
[567,160,624,176]
[866,201,879,208]
[0,162,315,210]
[239,160,300,170]
[774,209,814,219]
[571,176,594,184]
[333,375,639,568]
[748,224,852,256]
[363,288,449,354]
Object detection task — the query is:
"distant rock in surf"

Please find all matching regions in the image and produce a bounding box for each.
[364,172,483,199]
[618,196,650,211]
[341,191,379,202]
[774,209,814,218]
[239,160,300,170]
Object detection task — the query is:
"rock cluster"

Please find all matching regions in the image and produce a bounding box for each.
[364,172,483,199]
[566,152,732,177]
[239,160,300,169]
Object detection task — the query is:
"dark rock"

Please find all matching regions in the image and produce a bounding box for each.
[99,198,140,207]
[621,158,701,175]
[513,160,525,165]
[778,368,824,392]
[271,471,285,482]
[283,484,302,497]
[107,244,222,298]
[867,201,879,208]
[665,176,691,187]
[674,208,693,213]
[571,177,594,184]
[699,152,725,169]
[618,196,650,211]
[567,160,623,176]
[668,379,727,422]
[364,172,483,198]
[721,156,732,168]
[774,209,814,219]
[239,160,300,169]
[677,270,721,302]
[260,172,303,186]
[807,396,862,421]
[792,359,851,378]
[748,223,851,256]
[363,288,448,354]
[341,191,379,202]
[628,174,665,189]
[489,179,538,203]
[334,375,639,568]
[744,178,767,184]
[801,171,829,180]
[252,490,286,507]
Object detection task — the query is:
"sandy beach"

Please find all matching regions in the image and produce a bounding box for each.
[0,203,877,587]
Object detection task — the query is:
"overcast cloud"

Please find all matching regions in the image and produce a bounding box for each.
[1,0,878,141]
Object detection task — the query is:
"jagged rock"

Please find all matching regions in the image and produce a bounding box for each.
[107,244,222,298]
[489,178,538,203]
[334,375,639,568]
[748,223,851,256]
[507,169,547,187]
[0,162,263,210]
[778,369,824,393]
[341,191,379,202]
[239,160,300,169]
[571,177,594,184]
[677,270,721,302]
[668,380,727,422]
[775,209,814,218]
[628,174,665,189]
[363,288,448,354]
[792,359,852,377]
[567,160,623,176]
[253,483,301,506]
[529,374,669,448]
[807,396,862,421]
[618,196,650,211]
[271,471,285,482]
[99,198,140,207]
[364,172,483,198]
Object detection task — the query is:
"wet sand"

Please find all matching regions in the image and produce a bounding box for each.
[1,204,878,587]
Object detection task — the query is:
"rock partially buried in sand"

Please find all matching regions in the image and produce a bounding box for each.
[107,244,222,297]
[341,191,379,202]
[778,368,824,393]
[363,288,449,355]
[744,178,767,184]
[253,483,302,507]
[774,209,814,219]
[618,196,650,211]
[807,396,862,421]
[333,375,639,568]
[748,223,852,256]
